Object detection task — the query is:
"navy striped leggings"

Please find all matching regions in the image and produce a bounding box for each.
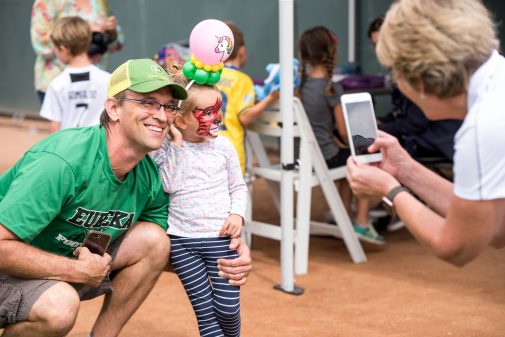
[169,235,241,337]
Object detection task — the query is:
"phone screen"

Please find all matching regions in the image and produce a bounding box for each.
[344,101,379,156]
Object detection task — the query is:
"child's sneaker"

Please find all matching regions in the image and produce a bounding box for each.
[353,222,385,245]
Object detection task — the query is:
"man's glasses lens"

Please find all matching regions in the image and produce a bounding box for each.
[121,98,180,114]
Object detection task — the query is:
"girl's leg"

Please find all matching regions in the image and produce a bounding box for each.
[203,237,241,337]
[170,236,224,337]
[337,180,353,216]
[352,199,385,244]
[355,198,369,226]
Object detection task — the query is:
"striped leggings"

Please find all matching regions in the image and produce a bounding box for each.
[169,235,241,337]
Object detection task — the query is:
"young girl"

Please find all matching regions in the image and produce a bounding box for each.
[152,66,247,337]
[298,26,384,244]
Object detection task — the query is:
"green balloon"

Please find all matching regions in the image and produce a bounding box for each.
[194,69,210,85]
[182,61,196,79]
[207,71,221,85]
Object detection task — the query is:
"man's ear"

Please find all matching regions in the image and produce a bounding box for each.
[104,98,120,122]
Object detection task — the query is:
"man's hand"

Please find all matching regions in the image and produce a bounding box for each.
[73,247,112,288]
[219,214,243,238]
[217,238,252,286]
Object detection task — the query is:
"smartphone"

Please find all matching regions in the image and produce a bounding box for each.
[341,92,383,163]
[82,230,112,256]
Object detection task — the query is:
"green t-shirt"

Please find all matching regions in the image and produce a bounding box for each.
[0,125,168,257]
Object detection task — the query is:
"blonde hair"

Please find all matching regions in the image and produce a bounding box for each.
[377,0,499,98]
[164,62,219,116]
[50,16,92,56]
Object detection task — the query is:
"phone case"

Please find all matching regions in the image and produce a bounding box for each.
[341,92,383,163]
[82,230,112,256]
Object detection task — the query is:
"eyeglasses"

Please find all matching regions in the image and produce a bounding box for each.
[120,97,181,115]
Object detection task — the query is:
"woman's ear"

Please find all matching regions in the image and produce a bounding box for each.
[104,98,120,122]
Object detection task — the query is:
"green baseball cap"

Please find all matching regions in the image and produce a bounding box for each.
[108,59,188,100]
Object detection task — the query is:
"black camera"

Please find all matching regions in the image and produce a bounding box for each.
[88,32,115,56]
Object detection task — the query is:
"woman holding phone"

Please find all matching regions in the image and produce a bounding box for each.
[346,0,505,266]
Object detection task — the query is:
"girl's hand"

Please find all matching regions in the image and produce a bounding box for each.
[219,214,243,238]
[169,124,183,147]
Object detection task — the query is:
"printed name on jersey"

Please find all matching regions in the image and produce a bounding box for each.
[68,90,98,100]
[67,207,135,229]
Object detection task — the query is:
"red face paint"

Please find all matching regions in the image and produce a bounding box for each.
[192,98,223,138]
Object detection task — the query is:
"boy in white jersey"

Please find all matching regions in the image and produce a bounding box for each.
[39,16,110,133]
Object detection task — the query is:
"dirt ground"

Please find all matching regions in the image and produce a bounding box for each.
[1,116,504,337]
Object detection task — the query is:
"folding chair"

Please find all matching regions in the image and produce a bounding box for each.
[245,97,366,283]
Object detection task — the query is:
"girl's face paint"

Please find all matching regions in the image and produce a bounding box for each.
[191,98,223,138]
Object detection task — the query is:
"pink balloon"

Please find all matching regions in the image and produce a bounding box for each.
[189,19,234,65]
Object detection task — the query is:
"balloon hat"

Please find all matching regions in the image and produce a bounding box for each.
[182,19,234,87]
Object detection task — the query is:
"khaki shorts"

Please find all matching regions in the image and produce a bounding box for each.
[0,236,123,329]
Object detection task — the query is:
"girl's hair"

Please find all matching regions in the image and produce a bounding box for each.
[377,0,499,98]
[298,26,337,98]
[50,16,91,56]
[164,61,219,115]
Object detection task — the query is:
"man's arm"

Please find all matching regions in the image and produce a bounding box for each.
[0,224,111,287]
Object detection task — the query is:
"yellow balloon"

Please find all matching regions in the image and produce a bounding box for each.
[195,61,203,69]
[212,65,220,72]
[203,64,212,72]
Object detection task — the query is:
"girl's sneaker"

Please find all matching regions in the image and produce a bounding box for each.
[353,222,385,245]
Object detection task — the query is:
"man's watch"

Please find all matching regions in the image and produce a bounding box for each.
[382,185,410,217]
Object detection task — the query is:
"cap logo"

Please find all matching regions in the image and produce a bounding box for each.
[150,65,162,74]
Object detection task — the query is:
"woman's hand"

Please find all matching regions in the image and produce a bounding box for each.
[368,131,414,179]
[346,156,399,200]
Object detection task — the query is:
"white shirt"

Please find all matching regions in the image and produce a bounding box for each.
[453,50,505,200]
[152,135,248,238]
[40,64,110,130]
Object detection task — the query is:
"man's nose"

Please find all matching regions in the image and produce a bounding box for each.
[153,107,168,122]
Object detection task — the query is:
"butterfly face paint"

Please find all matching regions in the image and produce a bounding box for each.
[192,98,223,138]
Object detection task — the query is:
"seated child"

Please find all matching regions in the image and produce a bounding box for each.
[298,26,384,244]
